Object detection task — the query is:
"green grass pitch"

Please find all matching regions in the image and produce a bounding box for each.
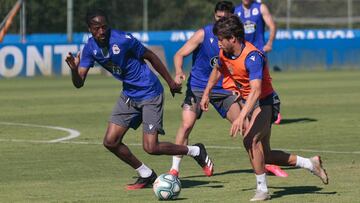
[0,70,359,202]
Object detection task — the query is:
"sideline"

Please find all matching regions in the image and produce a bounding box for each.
[0,121,80,143]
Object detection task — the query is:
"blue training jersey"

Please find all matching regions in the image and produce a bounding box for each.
[188,24,228,93]
[79,29,163,101]
[235,2,266,52]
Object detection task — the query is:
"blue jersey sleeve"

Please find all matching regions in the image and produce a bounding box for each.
[245,51,264,80]
[79,43,94,68]
[126,34,146,59]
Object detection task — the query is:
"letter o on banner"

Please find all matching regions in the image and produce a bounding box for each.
[0,46,23,78]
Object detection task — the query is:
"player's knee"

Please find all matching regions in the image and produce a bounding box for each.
[181,122,194,133]
[143,142,159,155]
[103,138,117,150]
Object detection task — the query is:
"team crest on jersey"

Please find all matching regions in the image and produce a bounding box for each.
[237,11,241,17]
[210,56,219,68]
[210,38,214,44]
[93,50,97,55]
[252,8,259,16]
[112,44,121,54]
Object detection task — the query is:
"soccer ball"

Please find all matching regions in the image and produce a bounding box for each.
[153,174,181,200]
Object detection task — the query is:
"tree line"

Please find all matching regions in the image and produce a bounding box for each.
[1,0,241,33]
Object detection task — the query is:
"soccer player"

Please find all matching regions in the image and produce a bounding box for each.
[201,15,328,201]
[235,0,276,53]
[168,1,239,177]
[65,9,213,190]
[235,0,286,177]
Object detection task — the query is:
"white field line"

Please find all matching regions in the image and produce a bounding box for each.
[0,122,80,143]
[0,138,359,155]
[0,121,359,154]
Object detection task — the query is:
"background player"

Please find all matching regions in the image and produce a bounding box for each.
[201,15,328,201]
[65,9,213,190]
[168,1,239,177]
[235,0,276,53]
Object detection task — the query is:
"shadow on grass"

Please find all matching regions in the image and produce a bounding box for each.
[269,185,337,199]
[242,185,336,199]
[181,169,254,180]
[180,179,224,189]
[278,118,317,125]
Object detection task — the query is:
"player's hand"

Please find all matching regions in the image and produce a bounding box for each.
[230,116,245,137]
[175,72,186,84]
[169,81,182,97]
[200,94,210,112]
[65,52,80,70]
[263,44,272,53]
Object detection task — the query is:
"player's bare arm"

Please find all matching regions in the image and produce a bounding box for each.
[231,79,262,136]
[260,4,276,53]
[200,66,222,111]
[174,29,205,84]
[65,52,89,88]
[143,49,182,96]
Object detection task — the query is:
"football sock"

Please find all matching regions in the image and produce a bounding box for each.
[135,163,153,178]
[171,156,182,171]
[186,146,200,157]
[295,156,314,171]
[255,173,268,192]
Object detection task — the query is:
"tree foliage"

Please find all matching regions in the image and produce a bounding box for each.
[1,0,359,34]
[0,0,229,33]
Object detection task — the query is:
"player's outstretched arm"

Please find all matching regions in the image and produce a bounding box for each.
[260,3,276,53]
[200,67,222,111]
[65,52,89,88]
[174,29,205,84]
[143,49,182,96]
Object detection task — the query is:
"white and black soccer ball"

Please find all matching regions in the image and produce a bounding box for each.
[153,174,181,200]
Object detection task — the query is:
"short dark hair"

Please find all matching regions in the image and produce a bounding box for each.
[214,1,235,14]
[85,9,109,26]
[213,14,244,41]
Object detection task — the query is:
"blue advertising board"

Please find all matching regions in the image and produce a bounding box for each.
[0,29,359,77]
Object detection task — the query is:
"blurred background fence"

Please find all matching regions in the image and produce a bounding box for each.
[1,0,360,33]
[0,0,360,77]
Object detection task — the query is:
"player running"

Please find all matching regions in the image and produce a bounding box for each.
[65,9,213,190]
[169,1,284,178]
[201,15,328,201]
